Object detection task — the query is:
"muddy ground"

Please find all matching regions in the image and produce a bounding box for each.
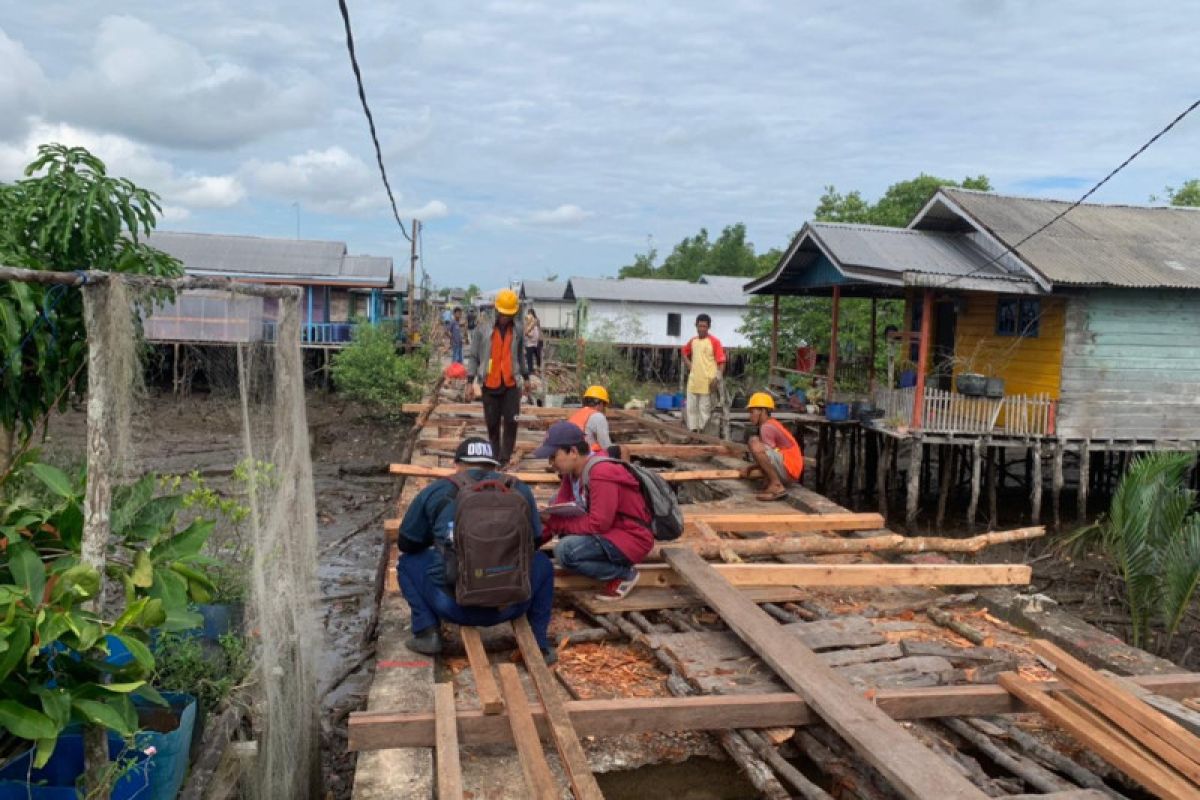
[38,390,409,799]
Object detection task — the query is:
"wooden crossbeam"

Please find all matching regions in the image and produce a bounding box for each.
[419,438,736,458]
[347,672,1200,751]
[389,463,743,484]
[433,683,464,800]
[404,402,578,417]
[512,618,603,800]
[661,547,987,799]
[553,562,1031,591]
[496,663,558,799]
[611,407,748,452]
[459,627,503,715]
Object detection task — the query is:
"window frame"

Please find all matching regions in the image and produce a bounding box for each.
[666,312,682,337]
[995,297,1040,338]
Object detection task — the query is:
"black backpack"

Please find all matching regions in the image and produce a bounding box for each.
[580,457,684,541]
[437,472,533,607]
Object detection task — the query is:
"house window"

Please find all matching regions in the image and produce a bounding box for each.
[996,298,1040,337]
[666,312,681,337]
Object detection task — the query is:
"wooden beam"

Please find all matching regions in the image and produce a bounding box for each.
[433,683,464,800]
[827,285,840,403]
[512,618,603,800]
[348,672,1200,751]
[661,547,987,800]
[912,288,933,429]
[404,402,576,417]
[459,626,503,715]
[419,439,736,458]
[610,408,748,452]
[496,663,558,800]
[553,561,1031,591]
[389,463,744,484]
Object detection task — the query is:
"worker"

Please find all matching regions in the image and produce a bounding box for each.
[738,392,804,501]
[467,289,528,467]
[681,313,726,433]
[449,307,464,364]
[568,385,629,460]
[535,421,653,601]
[395,437,556,660]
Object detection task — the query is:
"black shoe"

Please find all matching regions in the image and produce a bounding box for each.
[540,647,558,666]
[406,628,444,655]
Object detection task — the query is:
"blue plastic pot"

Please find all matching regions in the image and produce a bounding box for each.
[654,393,674,411]
[825,402,850,422]
[672,392,685,408]
[899,370,917,388]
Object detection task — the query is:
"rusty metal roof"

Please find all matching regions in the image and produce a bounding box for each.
[916,188,1200,289]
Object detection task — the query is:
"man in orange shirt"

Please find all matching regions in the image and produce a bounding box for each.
[567,385,629,461]
[738,393,803,501]
[467,289,528,466]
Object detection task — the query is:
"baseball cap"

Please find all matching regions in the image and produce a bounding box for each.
[532,421,586,459]
[454,437,500,466]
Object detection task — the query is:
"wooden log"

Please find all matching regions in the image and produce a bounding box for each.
[346,672,1200,750]
[967,439,983,531]
[941,717,1076,793]
[496,663,558,799]
[976,716,1127,796]
[906,435,923,528]
[389,463,742,483]
[511,618,604,800]
[877,435,890,520]
[553,561,1032,591]
[661,547,988,799]
[612,407,748,452]
[433,683,464,800]
[693,519,740,563]
[1053,439,1065,530]
[987,444,998,527]
[928,607,990,646]
[179,704,245,800]
[404,402,572,417]
[1078,440,1091,521]
[459,626,504,715]
[419,438,735,457]
[740,727,834,800]
[1031,440,1043,524]
[936,445,953,530]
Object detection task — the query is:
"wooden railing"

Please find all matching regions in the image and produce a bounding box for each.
[874,387,1056,436]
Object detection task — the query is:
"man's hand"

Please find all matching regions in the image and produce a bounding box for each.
[709,375,723,393]
[466,382,479,401]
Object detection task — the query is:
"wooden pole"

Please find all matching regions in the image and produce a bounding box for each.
[876,435,889,520]
[911,289,933,429]
[967,439,983,532]
[935,445,953,530]
[408,219,419,345]
[868,296,878,391]
[1052,440,1065,531]
[906,435,923,529]
[1031,441,1043,524]
[1077,440,1090,521]
[769,293,780,374]
[987,444,999,528]
[827,285,840,402]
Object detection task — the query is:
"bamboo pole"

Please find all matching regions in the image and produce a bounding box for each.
[645,527,1044,560]
[0,264,302,298]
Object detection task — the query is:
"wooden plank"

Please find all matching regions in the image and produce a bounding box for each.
[1032,640,1200,781]
[496,663,559,800]
[553,562,1032,591]
[661,547,988,800]
[347,672,1200,750]
[568,585,813,614]
[433,683,464,800]
[511,618,603,800]
[405,402,574,417]
[389,463,742,483]
[611,407,749,452]
[419,438,735,457]
[998,672,1197,799]
[459,626,504,715]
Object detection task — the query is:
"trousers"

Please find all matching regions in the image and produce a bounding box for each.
[482,385,521,463]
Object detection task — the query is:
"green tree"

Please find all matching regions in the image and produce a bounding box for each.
[331,323,429,409]
[618,223,778,280]
[815,173,992,227]
[463,283,481,304]
[0,144,182,473]
[1163,179,1200,207]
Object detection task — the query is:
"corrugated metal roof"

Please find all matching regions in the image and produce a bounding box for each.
[698,274,756,293]
[146,231,393,287]
[565,276,749,306]
[809,223,1018,279]
[924,188,1200,289]
[519,279,567,300]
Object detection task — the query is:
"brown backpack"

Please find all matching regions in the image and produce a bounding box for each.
[443,472,533,607]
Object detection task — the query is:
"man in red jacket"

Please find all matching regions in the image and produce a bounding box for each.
[534,421,653,601]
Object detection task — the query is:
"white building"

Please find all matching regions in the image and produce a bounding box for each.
[565,275,752,348]
[518,280,573,336]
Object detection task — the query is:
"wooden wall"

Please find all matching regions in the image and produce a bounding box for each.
[951,292,1066,397]
[1058,289,1200,440]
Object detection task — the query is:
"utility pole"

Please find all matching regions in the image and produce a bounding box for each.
[407,219,419,346]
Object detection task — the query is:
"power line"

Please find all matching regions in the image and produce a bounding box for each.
[336,0,411,243]
[937,97,1200,290]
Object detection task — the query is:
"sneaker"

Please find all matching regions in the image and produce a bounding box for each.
[540,647,559,666]
[594,569,640,601]
[405,627,444,655]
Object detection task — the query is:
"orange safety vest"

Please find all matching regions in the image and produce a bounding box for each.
[762,417,803,480]
[568,406,604,451]
[485,325,516,389]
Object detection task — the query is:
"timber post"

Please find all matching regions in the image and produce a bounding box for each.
[906,434,923,529]
[1031,440,1043,524]
[967,439,983,532]
[1077,439,1090,522]
[910,289,933,430]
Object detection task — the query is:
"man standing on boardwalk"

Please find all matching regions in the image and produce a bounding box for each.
[467,289,528,467]
[448,306,464,364]
[681,313,726,433]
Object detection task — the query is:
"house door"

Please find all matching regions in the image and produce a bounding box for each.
[933,301,957,391]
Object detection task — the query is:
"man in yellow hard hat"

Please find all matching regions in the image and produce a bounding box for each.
[738,392,804,501]
[568,385,629,460]
[467,288,528,466]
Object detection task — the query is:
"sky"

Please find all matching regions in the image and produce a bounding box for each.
[2,1,1198,289]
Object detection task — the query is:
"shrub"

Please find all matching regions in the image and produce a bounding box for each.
[330,323,429,409]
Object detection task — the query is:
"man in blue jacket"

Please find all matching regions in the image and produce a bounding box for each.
[395,437,556,660]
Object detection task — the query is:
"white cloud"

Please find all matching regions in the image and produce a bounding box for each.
[527,204,593,225]
[243,147,380,215]
[50,16,322,149]
[0,29,45,140]
[401,200,450,221]
[159,206,192,223]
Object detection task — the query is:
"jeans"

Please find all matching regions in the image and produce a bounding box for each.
[482,385,521,463]
[396,549,554,651]
[524,345,541,374]
[554,534,633,582]
[451,341,463,364]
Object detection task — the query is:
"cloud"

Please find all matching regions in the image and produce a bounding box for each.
[243,146,380,215]
[0,29,45,140]
[50,16,322,149]
[401,200,450,221]
[527,204,593,225]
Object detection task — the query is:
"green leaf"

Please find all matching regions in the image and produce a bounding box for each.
[50,563,100,603]
[33,686,71,728]
[131,549,154,587]
[71,698,135,737]
[0,622,30,682]
[101,681,146,694]
[8,542,46,602]
[122,495,185,541]
[111,473,157,535]
[0,701,59,740]
[112,633,154,672]
[33,737,57,769]
[150,518,214,562]
[28,463,75,499]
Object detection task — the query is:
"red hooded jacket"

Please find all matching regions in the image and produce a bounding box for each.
[543,458,654,564]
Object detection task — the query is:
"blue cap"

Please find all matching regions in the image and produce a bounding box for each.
[532,421,586,459]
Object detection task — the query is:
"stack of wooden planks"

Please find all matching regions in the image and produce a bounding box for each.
[1000,640,1200,799]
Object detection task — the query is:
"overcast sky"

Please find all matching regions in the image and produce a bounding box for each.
[2,1,1198,288]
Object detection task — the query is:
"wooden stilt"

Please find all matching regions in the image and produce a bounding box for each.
[1078,440,1090,521]
[906,435,923,529]
[987,443,998,528]
[936,445,952,530]
[1052,440,1065,531]
[1031,441,1043,525]
[172,341,180,396]
[967,440,983,532]
[877,436,890,520]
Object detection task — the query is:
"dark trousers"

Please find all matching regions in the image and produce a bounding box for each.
[524,345,541,374]
[482,385,521,464]
[397,549,554,650]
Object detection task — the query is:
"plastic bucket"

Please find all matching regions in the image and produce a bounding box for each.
[672,393,685,408]
[655,393,674,411]
[825,402,850,422]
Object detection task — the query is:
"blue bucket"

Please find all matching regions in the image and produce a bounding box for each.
[899,370,917,388]
[672,393,685,408]
[654,393,674,411]
[825,402,850,422]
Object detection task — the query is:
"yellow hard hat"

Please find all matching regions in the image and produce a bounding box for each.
[495,289,520,316]
[583,385,610,404]
[747,392,775,410]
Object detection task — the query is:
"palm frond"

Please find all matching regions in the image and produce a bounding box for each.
[1161,514,1200,644]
